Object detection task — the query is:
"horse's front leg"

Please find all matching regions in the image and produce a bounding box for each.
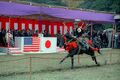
[71,56,74,69]
[59,54,70,64]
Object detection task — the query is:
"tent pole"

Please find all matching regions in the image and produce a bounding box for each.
[114,23,116,33]
[90,22,93,39]
[112,23,115,48]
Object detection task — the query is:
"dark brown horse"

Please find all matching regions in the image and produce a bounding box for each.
[59,35,101,69]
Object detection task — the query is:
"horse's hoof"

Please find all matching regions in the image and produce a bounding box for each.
[71,67,74,69]
[97,49,101,54]
[97,63,100,66]
[59,61,63,64]
[59,62,62,64]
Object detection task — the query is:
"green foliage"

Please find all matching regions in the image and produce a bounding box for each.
[79,0,120,12]
[22,0,66,6]
[86,24,105,32]
[116,23,120,32]
[20,0,118,30]
[21,0,119,12]
[86,24,114,33]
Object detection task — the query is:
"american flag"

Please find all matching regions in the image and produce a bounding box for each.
[24,37,40,52]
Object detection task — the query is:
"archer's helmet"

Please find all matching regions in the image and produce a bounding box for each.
[78,21,86,31]
[75,21,86,37]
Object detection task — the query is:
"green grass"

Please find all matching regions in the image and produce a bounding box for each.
[0,49,120,80]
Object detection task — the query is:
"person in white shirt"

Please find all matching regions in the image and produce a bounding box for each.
[5,30,14,47]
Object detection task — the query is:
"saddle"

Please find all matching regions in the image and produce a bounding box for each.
[64,41,77,52]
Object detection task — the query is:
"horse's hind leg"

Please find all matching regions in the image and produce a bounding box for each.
[92,56,100,66]
[59,54,74,69]
[71,56,74,69]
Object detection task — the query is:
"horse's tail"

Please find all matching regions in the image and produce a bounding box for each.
[90,47,102,55]
[97,48,102,55]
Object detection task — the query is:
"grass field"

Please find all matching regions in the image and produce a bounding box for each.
[0,49,120,80]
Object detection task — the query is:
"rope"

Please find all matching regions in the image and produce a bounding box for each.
[31,57,63,59]
[0,51,112,63]
[0,57,29,63]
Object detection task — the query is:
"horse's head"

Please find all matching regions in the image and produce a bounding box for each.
[63,42,67,49]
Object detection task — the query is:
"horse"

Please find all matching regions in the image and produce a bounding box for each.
[59,35,101,69]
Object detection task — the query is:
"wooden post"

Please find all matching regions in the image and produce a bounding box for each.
[29,56,32,80]
[110,24,115,64]
[78,54,80,63]
[71,57,74,69]
[112,24,115,49]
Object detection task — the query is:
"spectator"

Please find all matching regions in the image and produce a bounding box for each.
[0,30,2,46]
[118,32,120,48]
[35,30,39,37]
[14,29,19,37]
[93,33,102,48]
[102,31,108,48]
[1,28,7,46]
[107,30,113,48]
[26,29,32,36]
[5,30,14,47]
[32,30,38,37]
[21,29,25,36]
[56,30,63,47]
[43,30,51,37]
[114,33,118,48]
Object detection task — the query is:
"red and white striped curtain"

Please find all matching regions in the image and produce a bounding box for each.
[64,22,74,34]
[0,16,74,35]
[0,17,9,30]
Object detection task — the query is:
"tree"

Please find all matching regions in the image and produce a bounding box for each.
[79,0,120,12]
[20,0,66,6]
[21,0,120,13]
[61,0,84,9]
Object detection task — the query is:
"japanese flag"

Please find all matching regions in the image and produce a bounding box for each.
[40,37,57,53]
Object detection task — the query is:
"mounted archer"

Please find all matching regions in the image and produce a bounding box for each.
[60,21,101,69]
